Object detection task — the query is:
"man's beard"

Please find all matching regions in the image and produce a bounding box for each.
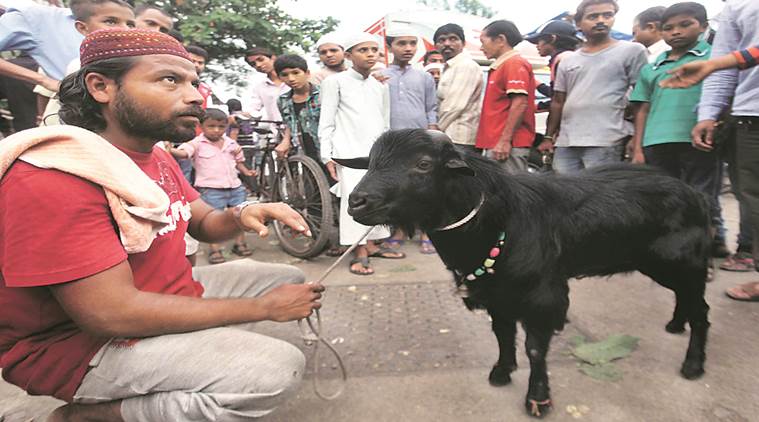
[113,90,203,143]
[327,59,345,71]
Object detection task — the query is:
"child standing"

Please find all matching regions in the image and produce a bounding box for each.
[319,33,401,275]
[630,3,719,235]
[170,108,256,264]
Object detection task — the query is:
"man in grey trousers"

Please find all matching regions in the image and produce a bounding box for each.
[0,29,323,421]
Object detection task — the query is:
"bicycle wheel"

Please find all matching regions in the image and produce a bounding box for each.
[273,155,334,258]
[257,151,277,202]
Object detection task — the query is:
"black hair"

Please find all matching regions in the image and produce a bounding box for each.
[433,23,465,44]
[202,108,228,123]
[58,56,137,132]
[423,49,442,65]
[385,36,395,47]
[134,3,170,18]
[167,28,184,42]
[662,2,708,26]
[635,6,666,28]
[70,0,133,21]
[186,45,209,61]
[483,20,523,48]
[575,0,619,24]
[274,54,308,75]
[226,98,242,113]
[541,34,580,52]
[245,47,274,62]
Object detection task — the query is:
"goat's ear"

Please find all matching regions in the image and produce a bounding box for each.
[333,157,369,169]
[445,158,475,176]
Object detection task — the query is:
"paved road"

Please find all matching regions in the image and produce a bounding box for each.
[2,193,758,422]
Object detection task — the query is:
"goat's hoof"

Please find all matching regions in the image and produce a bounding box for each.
[665,319,686,334]
[680,360,705,380]
[524,397,552,418]
[488,365,513,386]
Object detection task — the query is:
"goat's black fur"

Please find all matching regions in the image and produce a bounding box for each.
[337,129,711,418]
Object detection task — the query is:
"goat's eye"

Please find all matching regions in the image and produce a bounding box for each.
[416,160,432,171]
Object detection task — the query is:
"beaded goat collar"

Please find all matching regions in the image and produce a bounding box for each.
[463,232,506,281]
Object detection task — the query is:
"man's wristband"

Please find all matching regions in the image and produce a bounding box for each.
[544,135,554,143]
[233,200,258,231]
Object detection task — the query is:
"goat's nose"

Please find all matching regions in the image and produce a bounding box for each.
[349,191,369,210]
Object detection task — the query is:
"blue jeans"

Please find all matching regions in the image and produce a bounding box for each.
[553,145,624,174]
[199,186,247,210]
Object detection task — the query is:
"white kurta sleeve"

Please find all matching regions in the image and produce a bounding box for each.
[318,76,340,163]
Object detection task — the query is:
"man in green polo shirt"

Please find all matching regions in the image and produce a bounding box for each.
[630,2,718,217]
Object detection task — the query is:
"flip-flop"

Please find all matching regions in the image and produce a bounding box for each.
[232,243,253,257]
[368,246,406,259]
[382,238,404,249]
[325,245,348,257]
[419,239,437,254]
[349,257,374,275]
[719,253,755,272]
[208,250,226,264]
[725,281,759,302]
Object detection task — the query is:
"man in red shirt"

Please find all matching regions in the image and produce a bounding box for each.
[0,29,324,421]
[475,19,537,174]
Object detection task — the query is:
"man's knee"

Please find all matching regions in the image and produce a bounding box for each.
[253,339,306,396]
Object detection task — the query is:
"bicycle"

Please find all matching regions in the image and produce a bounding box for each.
[237,119,334,259]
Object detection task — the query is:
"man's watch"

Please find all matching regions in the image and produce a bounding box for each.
[233,200,258,231]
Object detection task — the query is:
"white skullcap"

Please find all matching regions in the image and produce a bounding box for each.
[424,63,444,72]
[315,32,344,49]
[344,32,380,51]
[385,25,419,39]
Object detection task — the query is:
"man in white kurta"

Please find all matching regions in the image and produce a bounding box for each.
[319,58,390,247]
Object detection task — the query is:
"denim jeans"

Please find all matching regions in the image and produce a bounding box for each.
[553,145,624,174]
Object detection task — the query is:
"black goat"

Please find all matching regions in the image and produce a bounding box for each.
[335,129,710,418]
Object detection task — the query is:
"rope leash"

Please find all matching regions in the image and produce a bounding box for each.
[299,226,374,400]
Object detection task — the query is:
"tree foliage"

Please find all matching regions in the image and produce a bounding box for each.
[417,0,495,18]
[454,0,494,18]
[141,1,338,85]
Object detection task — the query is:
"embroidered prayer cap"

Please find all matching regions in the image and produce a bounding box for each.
[80,28,191,67]
[424,63,444,72]
[344,32,381,51]
[316,32,345,49]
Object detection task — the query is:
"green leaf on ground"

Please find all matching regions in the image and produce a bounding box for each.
[578,362,623,382]
[569,335,586,348]
[572,334,639,365]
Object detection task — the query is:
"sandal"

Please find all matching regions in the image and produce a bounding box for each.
[368,245,406,259]
[382,238,404,249]
[725,281,759,302]
[719,252,754,272]
[232,243,253,257]
[325,245,348,257]
[208,250,226,264]
[349,256,374,275]
[419,239,437,255]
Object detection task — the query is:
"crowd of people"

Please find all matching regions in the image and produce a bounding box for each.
[0,0,758,419]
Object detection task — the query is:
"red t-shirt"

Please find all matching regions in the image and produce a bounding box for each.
[475,52,537,149]
[0,146,201,402]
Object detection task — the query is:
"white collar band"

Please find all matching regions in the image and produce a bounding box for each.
[436,195,485,231]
